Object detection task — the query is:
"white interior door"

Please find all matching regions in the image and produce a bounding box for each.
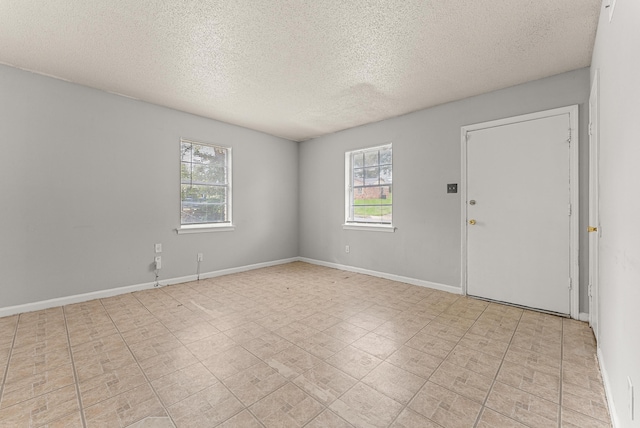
[589,72,600,340]
[465,113,572,314]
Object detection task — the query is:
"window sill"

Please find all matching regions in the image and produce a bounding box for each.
[176,224,235,234]
[342,224,396,233]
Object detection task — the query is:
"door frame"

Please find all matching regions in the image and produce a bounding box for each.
[460,105,580,319]
[589,71,600,339]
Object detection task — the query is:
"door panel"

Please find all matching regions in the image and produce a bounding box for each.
[466,114,571,314]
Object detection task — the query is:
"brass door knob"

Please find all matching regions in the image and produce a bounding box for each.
[469,219,476,225]
[588,226,598,232]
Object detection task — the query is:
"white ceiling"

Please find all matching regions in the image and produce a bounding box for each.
[0,1,601,142]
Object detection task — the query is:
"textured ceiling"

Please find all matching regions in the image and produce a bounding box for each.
[0,1,601,141]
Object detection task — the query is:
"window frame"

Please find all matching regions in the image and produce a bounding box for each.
[344,143,395,232]
[177,138,234,234]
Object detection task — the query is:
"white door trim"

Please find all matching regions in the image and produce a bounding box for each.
[589,71,600,339]
[460,105,580,319]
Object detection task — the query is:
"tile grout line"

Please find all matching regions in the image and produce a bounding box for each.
[392,301,445,417]
[214,284,356,427]
[0,314,20,407]
[380,300,453,427]
[129,286,266,428]
[407,299,496,427]
[471,304,524,428]
[112,290,182,428]
[225,318,320,427]
[173,285,275,428]
[328,294,464,428]
[62,305,88,428]
[331,295,519,427]
[218,277,336,428]
[195,280,288,426]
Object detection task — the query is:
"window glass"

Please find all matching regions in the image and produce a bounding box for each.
[346,144,392,224]
[180,140,231,225]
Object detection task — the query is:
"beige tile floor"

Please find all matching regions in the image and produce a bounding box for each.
[0,262,611,427]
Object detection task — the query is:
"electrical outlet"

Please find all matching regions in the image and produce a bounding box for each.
[154,256,162,270]
[447,183,458,193]
[629,377,635,420]
[155,243,162,253]
[345,245,350,253]
[197,253,203,262]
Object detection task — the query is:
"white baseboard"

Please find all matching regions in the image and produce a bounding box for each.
[597,347,619,428]
[198,257,299,281]
[578,312,589,322]
[0,257,299,318]
[298,257,462,295]
[0,281,160,318]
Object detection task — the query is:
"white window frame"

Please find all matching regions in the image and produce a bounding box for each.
[177,138,234,234]
[343,143,395,232]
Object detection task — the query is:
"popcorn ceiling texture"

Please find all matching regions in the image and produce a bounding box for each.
[0,0,600,141]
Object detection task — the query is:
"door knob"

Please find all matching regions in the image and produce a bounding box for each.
[469,219,476,225]
[588,226,598,232]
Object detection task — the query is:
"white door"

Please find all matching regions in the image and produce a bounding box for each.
[465,113,572,314]
[589,73,600,340]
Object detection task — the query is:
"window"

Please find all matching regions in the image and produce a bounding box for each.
[345,144,392,225]
[180,139,231,227]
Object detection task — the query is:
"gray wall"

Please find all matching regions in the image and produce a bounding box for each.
[0,63,592,314]
[591,2,640,426]
[0,64,299,308]
[299,68,591,311]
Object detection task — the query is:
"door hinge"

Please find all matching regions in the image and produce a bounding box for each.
[568,203,572,216]
[589,122,593,136]
[567,128,572,143]
[569,277,573,290]
[465,132,470,142]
